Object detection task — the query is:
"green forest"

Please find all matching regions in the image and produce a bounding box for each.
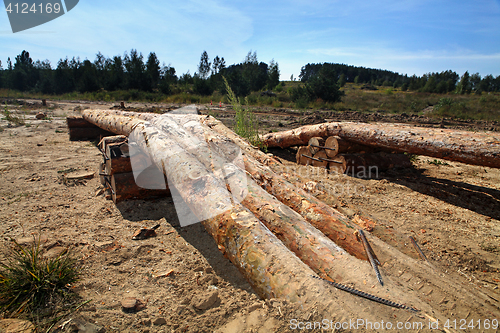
[1,49,499,120]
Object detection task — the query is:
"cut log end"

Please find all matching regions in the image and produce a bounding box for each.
[329,155,347,174]
[324,136,339,158]
[308,137,325,155]
[296,146,311,166]
[312,150,329,168]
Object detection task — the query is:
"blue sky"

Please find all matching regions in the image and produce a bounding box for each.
[1,0,500,80]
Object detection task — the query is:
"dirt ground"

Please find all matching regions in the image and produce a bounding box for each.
[0,99,499,332]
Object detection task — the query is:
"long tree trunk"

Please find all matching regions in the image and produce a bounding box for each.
[162,114,367,282]
[81,109,339,301]
[262,122,500,168]
[195,116,367,260]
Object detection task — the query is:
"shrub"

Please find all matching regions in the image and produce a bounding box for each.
[222,76,265,150]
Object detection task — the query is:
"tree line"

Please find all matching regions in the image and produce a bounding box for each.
[299,63,500,94]
[1,50,499,103]
[0,50,280,97]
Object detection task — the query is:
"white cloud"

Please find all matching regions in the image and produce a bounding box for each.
[1,0,253,73]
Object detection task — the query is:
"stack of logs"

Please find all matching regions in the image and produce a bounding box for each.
[66,116,170,204]
[98,134,170,203]
[296,136,412,176]
[69,108,500,320]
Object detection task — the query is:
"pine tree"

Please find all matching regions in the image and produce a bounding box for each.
[198,51,211,79]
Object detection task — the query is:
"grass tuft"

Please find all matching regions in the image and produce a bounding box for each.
[0,238,80,319]
[2,104,25,127]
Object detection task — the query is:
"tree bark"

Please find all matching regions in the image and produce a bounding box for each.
[262,122,500,168]
[81,109,337,301]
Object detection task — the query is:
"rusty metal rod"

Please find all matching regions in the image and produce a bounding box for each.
[359,229,383,286]
[309,144,338,151]
[409,236,429,262]
[302,154,344,164]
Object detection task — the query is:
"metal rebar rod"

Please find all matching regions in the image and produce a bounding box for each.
[359,229,383,286]
[302,154,343,164]
[409,236,429,262]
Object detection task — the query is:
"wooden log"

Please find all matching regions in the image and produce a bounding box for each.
[98,135,127,151]
[155,115,364,284]
[68,127,114,141]
[111,171,170,204]
[261,122,342,148]
[312,150,329,168]
[81,109,334,302]
[82,111,485,320]
[296,146,311,165]
[344,153,413,178]
[190,116,367,260]
[66,116,97,128]
[329,155,347,174]
[262,121,500,168]
[308,137,325,155]
[324,136,339,158]
[85,111,368,260]
[105,142,132,175]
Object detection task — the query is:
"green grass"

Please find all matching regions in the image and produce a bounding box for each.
[223,76,266,151]
[2,83,499,121]
[0,238,80,319]
[427,159,450,166]
[2,104,25,127]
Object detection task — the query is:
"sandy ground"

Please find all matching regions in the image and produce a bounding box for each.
[0,99,499,332]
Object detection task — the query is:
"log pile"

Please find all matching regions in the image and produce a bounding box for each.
[72,107,499,321]
[295,135,410,176]
[264,121,500,168]
[98,135,170,203]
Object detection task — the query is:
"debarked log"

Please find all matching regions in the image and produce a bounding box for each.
[261,122,342,148]
[148,114,363,283]
[194,116,367,260]
[261,122,500,168]
[85,110,370,260]
[81,109,335,301]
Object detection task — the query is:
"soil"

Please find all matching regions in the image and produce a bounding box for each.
[0,99,499,332]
